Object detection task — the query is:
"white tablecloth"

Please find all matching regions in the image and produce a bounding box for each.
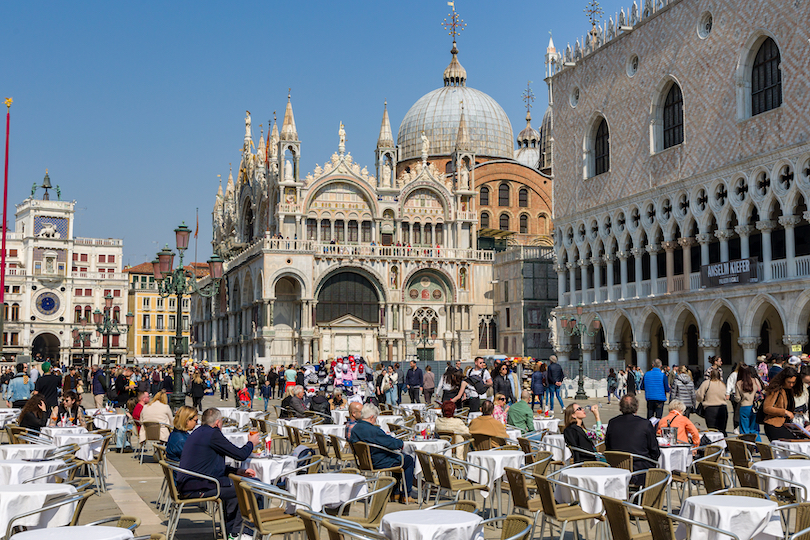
[287,473,367,512]
[10,525,134,540]
[700,431,726,450]
[0,484,77,534]
[403,439,450,476]
[0,445,57,460]
[541,433,572,463]
[422,409,441,422]
[0,460,66,484]
[506,429,521,440]
[50,433,102,461]
[0,412,19,429]
[277,418,312,436]
[556,467,632,514]
[224,432,249,447]
[398,403,427,413]
[331,409,350,426]
[40,427,87,438]
[243,455,298,484]
[678,495,781,540]
[381,509,483,540]
[90,413,126,431]
[227,410,253,428]
[752,459,810,498]
[658,445,693,472]
[377,415,404,431]
[467,450,524,496]
[312,424,347,439]
[771,440,810,458]
[533,417,561,433]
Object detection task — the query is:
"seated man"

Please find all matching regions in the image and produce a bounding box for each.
[657,399,701,449]
[506,390,535,435]
[177,408,260,540]
[468,399,508,446]
[345,401,362,440]
[348,403,415,503]
[289,385,308,418]
[605,395,661,474]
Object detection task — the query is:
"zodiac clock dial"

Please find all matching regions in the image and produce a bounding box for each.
[36,292,60,316]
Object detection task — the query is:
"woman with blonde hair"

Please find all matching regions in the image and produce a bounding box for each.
[139,389,174,443]
[166,405,198,462]
[493,393,509,424]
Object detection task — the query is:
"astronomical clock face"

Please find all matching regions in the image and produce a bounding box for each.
[35,292,60,316]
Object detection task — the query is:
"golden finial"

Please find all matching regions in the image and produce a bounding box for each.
[522,81,535,114]
[4,98,11,109]
[442,3,466,41]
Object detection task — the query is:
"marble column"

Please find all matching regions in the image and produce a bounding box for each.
[780,215,800,278]
[756,220,776,281]
[295,216,302,240]
[646,244,660,295]
[302,337,311,364]
[663,241,676,293]
[631,247,644,298]
[567,262,576,305]
[698,338,720,371]
[678,238,694,291]
[696,233,711,266]
[591,256,602,303]
[554,344,572,364]
[603,254,615,302]
[632,341,651,371]
[662,340,683,366]
[783,335,809,358]
[715,229,732,263]
[737,337,761,366]
[604,342,621,365]
[618,251,629,300]
[556,264,567,306]
[578,259,589,300]
[735,225,752,260]
[330,220,335,242]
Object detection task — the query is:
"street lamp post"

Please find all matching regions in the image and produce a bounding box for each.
[557,303,601,400]
[71,317,94,367]
[92,294,134,393]
[152,222,224,412]
[407,319,436,363]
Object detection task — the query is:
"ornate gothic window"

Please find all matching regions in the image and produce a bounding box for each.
[752,37,782,116]
[480,212,490,229]
[480,186,489,206]
[498,184,510,206]
[594,118,610,175]
[663,84,684,149]
[316,272,380,324]
[499,213,510,231]
[518,188,529,207]
[520,214,528,234]
[411,308,438,341]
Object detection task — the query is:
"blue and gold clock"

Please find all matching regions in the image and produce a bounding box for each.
[35,292,60,316]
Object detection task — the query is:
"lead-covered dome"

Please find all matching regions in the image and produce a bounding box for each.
[397,42,514,161]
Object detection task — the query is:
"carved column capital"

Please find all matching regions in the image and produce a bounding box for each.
[631,247,644,258]
[554,263,566,273]
[662,241,678,251]
[578,259,589,268]
[737,336,761,349]
[756,220,776,232]
[779,215,801,228]
[646,244,662,255]
[803,211,810,223]
[566,261,576,269]
[696,233,712,244]
[662,340,684,350]
[603,253,615,264]
[734,225,752,238]
[617,251,629,261]
[590,256,602,266]
[580,343,596,352]
[698,338,721,348]
[782,334,809,346]
[677,237,695,248]
[555,345,572,354]
[714,229,733,241]
[632,340,651,351]
[603,342,622,353]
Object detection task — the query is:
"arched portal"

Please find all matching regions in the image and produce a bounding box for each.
[243,205,255,243]
[32,333,60,363]
[315,271,382,361]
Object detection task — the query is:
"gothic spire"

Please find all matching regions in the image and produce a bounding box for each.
[269,111,279,159]
[455,102,471,152]
[377,101,394,148]
[226,164,234,196]
[280,90,298,141]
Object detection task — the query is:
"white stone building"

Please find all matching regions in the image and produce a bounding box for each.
[547,0,810,370]
[1,174,128,365]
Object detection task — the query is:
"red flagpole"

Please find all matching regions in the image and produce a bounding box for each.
[0,98,11,360]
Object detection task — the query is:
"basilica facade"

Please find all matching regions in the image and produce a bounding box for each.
[191,38,554,366]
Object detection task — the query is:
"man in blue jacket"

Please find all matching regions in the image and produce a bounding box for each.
[349,403,415,503]
[178,408,259,540]
[404,361,423,404]
[641,359,670,419]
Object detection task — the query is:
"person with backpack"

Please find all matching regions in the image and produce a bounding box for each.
[606,368,620,404]
[462,357,492,413]
[546,356,565,412]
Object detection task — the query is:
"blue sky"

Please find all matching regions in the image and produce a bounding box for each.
[1,0,629,266]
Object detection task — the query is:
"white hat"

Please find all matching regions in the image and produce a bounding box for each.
[789,355,801,366]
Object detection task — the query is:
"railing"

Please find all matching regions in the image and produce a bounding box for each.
[656,277,667,294]
[771,259,788,280]
[612,285,621,300]
[641,281,651,297]
[562,292,571,306]
[74,238,123,246]
[277,203,302,214]
[690,273,701,290]
[672,275,684,292]
[7,268,20,275]
[585,289,595,303]
[71,271,126,280]
[33,268,65,277]
[796,255,810,277]
[626,283,636,298]
[493,245,554,264]
[456,211,477,220]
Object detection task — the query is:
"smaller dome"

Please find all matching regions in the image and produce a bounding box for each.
[517,112,539,148]
[443,41,467,87]
[538,107,553,170]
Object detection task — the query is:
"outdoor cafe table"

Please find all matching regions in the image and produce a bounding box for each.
[287,473,367,512]
[89,413,126,431]
[381,509,484,540]
[678,494,782,540]
[331,409,350,426]
[49,433,102,461]
[376,415,404,431]
[0,410,19,429]
[467,449,524,498]
[772,440,810,458]
[403,439,450,476]
[555,467,632,514]
[0,459,66,485]
[243,454,297,484]
[0,484,77,534]
[700,431,726,450]
[312,424,345,438]
[540,433,572,463]
[656,440,694,472]
[276,418,312,435]
[752,459,810,498]
[40,426,87,438]
[9,525,134,540]
[533,417,561,433]
[0,444,57,461]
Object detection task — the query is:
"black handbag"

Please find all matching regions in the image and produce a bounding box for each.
[694,403,706,418]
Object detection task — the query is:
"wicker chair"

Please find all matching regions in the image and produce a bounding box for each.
[158,460,227,540]
[470,433,507,451]
[481,515,533,540]
[697,460,729,493]
[605,450,634,471]
[414,450,440,506]
[504,467,544,539]
[532,474,604,540]
[600,496,653,540]
[643,505,741,540]
[756,441,775,460]
[330,476,396,528]
[431,453,488,501]
[726,438,754,468]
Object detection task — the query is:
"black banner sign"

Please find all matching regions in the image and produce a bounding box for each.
[700,257,758,288]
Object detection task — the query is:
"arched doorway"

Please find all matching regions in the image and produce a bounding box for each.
[686,325,699,365]
[272,276,302,363]
[315,271,382,360]
[32,333,60,363]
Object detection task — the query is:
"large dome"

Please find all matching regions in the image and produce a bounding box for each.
[397,43,514,161]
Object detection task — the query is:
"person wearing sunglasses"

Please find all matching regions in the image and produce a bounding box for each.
[562,402,602,463]
[167,405,198,462]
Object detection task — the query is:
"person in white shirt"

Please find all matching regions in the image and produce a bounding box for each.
[463,357,493,413]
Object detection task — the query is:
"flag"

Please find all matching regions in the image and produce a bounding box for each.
[194,208,199,238]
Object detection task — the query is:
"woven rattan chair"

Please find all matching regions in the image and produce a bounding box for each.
[242,482,308,540]
[627,468,671,523]
[643,505,741,540]
[756,441,775,460]
[532,474,604,540]
[158,460,226,540]
[85,515,142,530]
[431,453,488,501]
[481,515,533,540]
[424,499,480,513]
[605,450,634,471]
[471,433,507,451]
[601,496,652,540]
[504,467,544,539]
[415,450,440,506]
[331,476,395,528]
[697,460,729,493]
[726,438,754,468]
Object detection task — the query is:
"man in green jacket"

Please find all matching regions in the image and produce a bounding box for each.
[507,389,535,435]
[230,368,246,407]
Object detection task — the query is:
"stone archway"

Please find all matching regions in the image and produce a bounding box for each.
[32,333,60,363]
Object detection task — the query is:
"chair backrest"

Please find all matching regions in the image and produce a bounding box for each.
[600,496,635,540]
[471,433,494,451]
[639,469,669,509]
[529,451,553,476]
[734,466,761,489]
[229,474,252,525]
[289,426,303,447]
[363,476,396,527]
[403,417,416,428]
[453,500,479,513]
[644,506,677,540]
[504,467,532,511]
[436,430,455,444]
[430,454,455,491]
[605,451,633,471]
[755,442,775,461]
[313,432,330,456]
[415,450,436,484]
[726,439,752,468]
[723,487,768,499]
[68,489,96,526]
[793,503,810,540]
[350,441,374,472]
[153,443,167,464]
[413,410,423,424]
[517,438,533,456]
[499,515,532,540]
[582,461,610,467]
[697,461,727,493]
[87,433,113,465]
[531,474,560,520]
[296,509,320,540]
[329,434,348,462]
[736,433,757,443]
[307,454,323,474]
[142,422,164,443]
[702,445,723,462]
[6,425,25,444]
[158,460,182,504]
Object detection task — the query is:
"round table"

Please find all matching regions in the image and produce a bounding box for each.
[752,459,810,497]
[398,403,427,413]
[40,427,87,438]
[700,431,726,450]
[312,424,346,438]
[286,473,367,512]
[0,445,57,461]
[0,460,66,485]
[466,450,524,497]
[49,433,102,461]
[377,415,404,431]
[556,467,633,514]
[0,484,77,533]
[678,495,782,540]
[506,429,522,440]
[381,509,484,540]
[243,455,298,484]
[224,432,249,446]
[771,440,810,458]
[90,413,126,431]
[403,439,450,476]
[540,433,572,463]
[422,409,441,423]
[0,411,19,428]
[10,525,134,540]
[227,410,253,428]
[277,418,312,436]
[658,444,693,472]
[331,409,350,426]
[533,417,561,433]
